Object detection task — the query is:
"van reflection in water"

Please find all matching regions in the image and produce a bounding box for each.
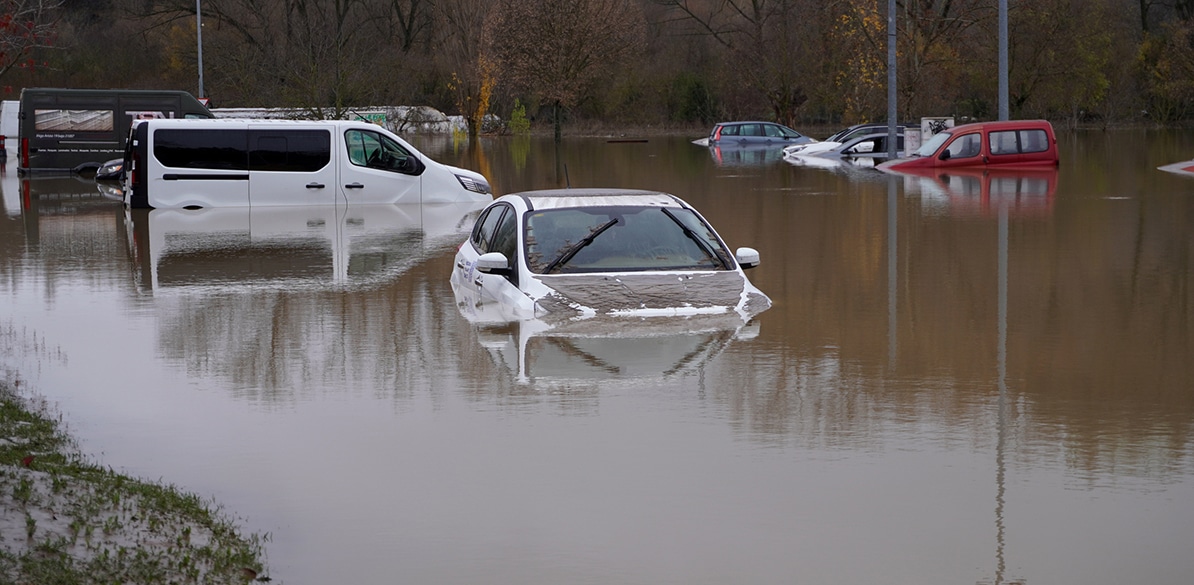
[124,201,485,292]
[893,167,1058,217]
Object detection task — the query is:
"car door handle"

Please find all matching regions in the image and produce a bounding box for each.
[345,182,364,189]
[306,182,325,189]
[456,261,466,269]
[473,276,484,287]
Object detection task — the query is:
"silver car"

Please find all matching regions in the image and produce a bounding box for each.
[451,188,771,325]
[707,121,813,146]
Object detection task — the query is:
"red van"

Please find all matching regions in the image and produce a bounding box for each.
[878,119,1059,171]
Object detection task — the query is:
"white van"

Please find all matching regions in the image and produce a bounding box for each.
[122,118,492,209]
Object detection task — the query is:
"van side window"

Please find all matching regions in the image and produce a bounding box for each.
[344,129,422,175]
[989,131,1018,155]
[1019,129,1049,153]
[946,133,981,159]
[154,129,248,170]
[249,130,331,172]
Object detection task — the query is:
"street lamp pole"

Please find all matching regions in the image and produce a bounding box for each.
[998,0,1008,120]
[886,0,897,158]
[196,0,205,99]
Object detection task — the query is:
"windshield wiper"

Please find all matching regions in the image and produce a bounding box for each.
[542,217,619,274]
[660,208,728,269]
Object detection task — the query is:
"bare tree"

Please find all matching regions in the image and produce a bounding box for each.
[435,0,495,137]
[485,0,646,141]
[654,0,817,127]
[141,0,395,112]
[0,0,63,81]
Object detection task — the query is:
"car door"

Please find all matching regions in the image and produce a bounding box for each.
[986,128,1023,166]
[456,202,521,307]
[936,131,984,168]
[247,125,338,206]
[765,123,808,145]
[338,128,422,204]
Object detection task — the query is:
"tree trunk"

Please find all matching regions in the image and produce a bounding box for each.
[554,101,563,144]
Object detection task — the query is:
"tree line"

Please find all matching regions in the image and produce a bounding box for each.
[4,0,1194,136]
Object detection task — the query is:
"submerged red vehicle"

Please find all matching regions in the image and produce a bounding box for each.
[878,119,1059,171]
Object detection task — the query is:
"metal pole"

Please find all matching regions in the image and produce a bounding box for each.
[196,0,205,99]
[887,0,897,157]
[998,0,1008,120]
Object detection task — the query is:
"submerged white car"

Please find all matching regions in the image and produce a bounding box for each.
[451,189,771,324]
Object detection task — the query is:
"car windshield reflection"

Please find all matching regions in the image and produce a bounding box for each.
[525,206,731,273]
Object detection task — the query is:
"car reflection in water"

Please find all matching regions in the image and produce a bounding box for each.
[707,143,791,167]
[889,166,1059,217]
[125,201,486,293]
[455,285,761,385]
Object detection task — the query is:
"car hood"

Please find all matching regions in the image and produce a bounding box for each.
[532,271,771,320]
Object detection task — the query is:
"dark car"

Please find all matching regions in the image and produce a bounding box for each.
[824,122,913,144]
[707,121,813,146]
[95,157,123,181]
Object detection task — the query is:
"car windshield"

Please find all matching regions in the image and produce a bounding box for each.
[914,131,953,157]
[525,206,733,274]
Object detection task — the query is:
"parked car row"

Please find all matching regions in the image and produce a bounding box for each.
[698,118,1059,172]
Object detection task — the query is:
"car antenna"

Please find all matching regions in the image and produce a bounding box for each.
[565,163,571,188]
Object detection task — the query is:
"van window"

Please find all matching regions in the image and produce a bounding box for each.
[249,130,331,172]
[344,129,420,175]
[989,129,1050,155]
[946,133,981,159]
[989,131,1018,155]
[1019,129,1049,153]
[154,129,248,170]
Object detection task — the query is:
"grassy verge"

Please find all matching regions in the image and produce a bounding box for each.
[0,378,272,584]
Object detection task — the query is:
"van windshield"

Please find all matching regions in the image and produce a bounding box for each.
[914,131,952,157]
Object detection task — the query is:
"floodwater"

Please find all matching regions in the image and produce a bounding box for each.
[2,128,1193,585]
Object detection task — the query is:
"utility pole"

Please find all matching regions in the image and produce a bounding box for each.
[998,0,1008,120]
[196,0,205,99]
[886,0,897,157]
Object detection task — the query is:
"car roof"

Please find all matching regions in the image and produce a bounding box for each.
[941,119,1054,135]
[716,121,781,126]
[503,188,690,211]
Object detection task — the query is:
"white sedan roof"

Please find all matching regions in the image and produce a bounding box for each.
[508,189,689,211]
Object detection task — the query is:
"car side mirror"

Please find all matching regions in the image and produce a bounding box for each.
[476,252,511,274]
[735,247,760,269]
[940,149,952,161]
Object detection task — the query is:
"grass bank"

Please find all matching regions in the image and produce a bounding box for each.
[0,377,272,584]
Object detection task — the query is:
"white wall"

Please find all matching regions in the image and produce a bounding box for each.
[1,100,18,156]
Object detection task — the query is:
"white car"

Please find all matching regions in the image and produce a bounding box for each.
[451,188,771,324]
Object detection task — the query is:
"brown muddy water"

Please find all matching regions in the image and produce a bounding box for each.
[2,128,1193,585]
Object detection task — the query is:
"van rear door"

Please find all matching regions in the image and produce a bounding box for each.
[247,125,338,206]
[338,127,422,204]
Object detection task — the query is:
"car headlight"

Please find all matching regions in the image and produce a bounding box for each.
[101,162,122,173]
[456,174,492,195]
